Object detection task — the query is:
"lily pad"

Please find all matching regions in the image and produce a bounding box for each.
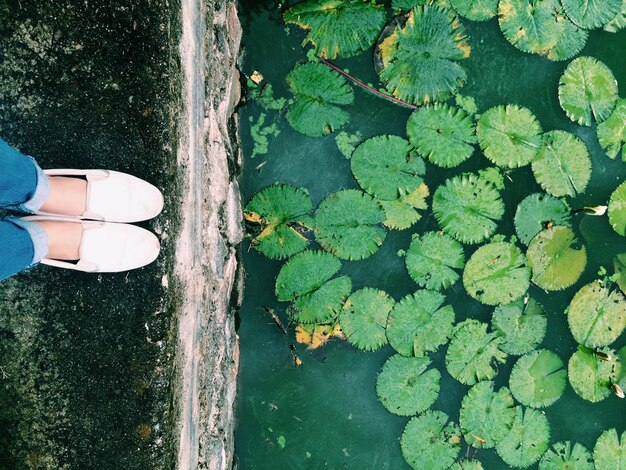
[514,193,572,246]
[386,289,455,357]
[496,406,551,468]
[401,410,462,470]
[432,173,504,245]
[450,0,498,20]
[315,189,387,260]
[539,441,594,470]
[393,0,451,12]
[604,1,626,32]
[445,319,507,385]
[476,105,542,168]
[562,0,622,29]
[376,354,441,416]
[405,231,466,290]
[598,98,626,160]
[293,276,353,323]
[451,461,484,470]
[351,135,425,200]
[558,57,618,126]
[609,181,626,236]
[527,226,587,291]
[459,381,516,449]
[286,62,354,137]
[531,130,592,198]
[283,0,386,59]
[406,103,476,168]
[380,183,430,230]
[567,281,626,347]
[509,349,567,408]
[594,429,626,470]
[463,241,531,306]
[340,288,395,351]
[492,297,548,355]
[498,0,588,61]
[614,253,626,295]
[568,346,620,402]
[377,4,470,105]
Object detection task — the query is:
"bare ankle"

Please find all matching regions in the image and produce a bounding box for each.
[39,176,87,216]
[34,220,83,260]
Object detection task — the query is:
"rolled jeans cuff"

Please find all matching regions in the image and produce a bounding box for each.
[7,216,49,265]
[19,157,50,213]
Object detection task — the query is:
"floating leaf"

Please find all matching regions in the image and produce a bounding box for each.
[476,105,542,168]
[244,184,313,259]
[335,131,362,159]
[598,98,626,160]
[405,231,465,290]
[406,104,476,168]
[286,63,354,137]
[295,322,343,349]
[498,0,588,61]
[567,281,626,347]
[446,319,507,385]
[340,288,395,351]
[377,5,470,105]
[351,135,425,200]
[514,193,572,246]
[604,1,626,32]
[614,253,626,295]
[492,297,547,355]
[463,241,530,306]
[450,0,498,20]
[568,346,620,402]
[315,189,387,260]
[509,349,567,408]
[293,275,352,323]
[558,57,618,126]
[609,181,626,236]
[401,410,461,470]
[527,226,587,291]
[531,130,592,198]
[562,0,622,29]
[594,428,626,470]
[451,461,484,470]
[432,173,504,245]
[376,354,441,416]
[283,0,386,59]
[496,406,551,468]
[380,183,429,230]
[393,0,451,13]
[386,290,455,357]
[459,381,516,449]
[539,441,594,470]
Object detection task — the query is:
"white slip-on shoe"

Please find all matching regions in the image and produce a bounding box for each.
[22,216,161,273]
[38,169,164,223]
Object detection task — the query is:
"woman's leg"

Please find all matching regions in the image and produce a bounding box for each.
[0,217,48,281]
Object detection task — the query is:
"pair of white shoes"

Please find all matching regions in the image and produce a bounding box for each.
[24,169,164,274]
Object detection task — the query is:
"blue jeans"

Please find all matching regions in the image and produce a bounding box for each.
[0,138,50,281]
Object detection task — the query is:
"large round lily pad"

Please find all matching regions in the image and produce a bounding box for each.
[567,281,626,348]
[562,0,622,29]
[463,241,530,306]
[340,288,394,351]
[315,189,387,260]
[514,193,571,246]
[406,103,476,168]
[509,349,567,408]
[405,231,466,291]
[609,180,626,236]
[496,406,551,468]
[351,135,425,200]
[594,428,626,470]
[531,130,591,198]
[283,0,386,59]
[450,0,498,21]
[568,346,620,402]
[446,319,507,385]
[476,105,542,168]
[492,297,547,355]
[377,4,470,105]
[293,276,352,323]
[386,290,455,357]
[432,173,504,245]
[539,441,594,470]
[376,354,441,416]
[459,381,516,449]
[401,410,462,470]
[598,98,626,160]
[527,226,587,291]
[244,184,314,259]
[558,56,618,126]
[286,62,354,137]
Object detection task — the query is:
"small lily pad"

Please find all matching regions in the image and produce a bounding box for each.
[340,288,395,351]
[405,231,466,291]
[379,183,430,230]
[386,290,455,357]
[568,346,620,402]
[376,354,441,416]
[450,0,498,20]
[539,441,594,470]
[598,98,626,160]
[605,2,626,32]
[496,406,551,468]
[509,349,567,408]
[514,193,571,246]
[609,180,626,236]
[562,0,622,29]
[451,461,484,470]
[492,297,547,355]
[594,429,626,470]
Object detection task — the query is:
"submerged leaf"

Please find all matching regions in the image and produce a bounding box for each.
[450,0,498,20]
[295,322,343,349]
[496,406,551,468]
[283,0,386,59]
[514,193,571,246]
[405,231,465,290]
[597,98,626,160]
[509,349,567,408]
[340,288,395,351]
[614,253,626,295]
[380,183,429,230]
[376,354,440,416]
[568,346,620,402]
[562,0,622,29]
[609,180,626,236]
[401,410,461,470]
[539,441,594,470]
[476,105,542,168]
[386,290,455,357]
[492,297,547,355]
[594,428,626,470]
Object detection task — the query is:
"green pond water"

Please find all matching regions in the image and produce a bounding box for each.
[236,3,626,469]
